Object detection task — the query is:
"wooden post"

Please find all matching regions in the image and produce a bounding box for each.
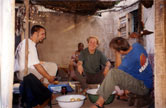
[24,0,29,76]
[137,2,144,46]
[0,0,2,106]
[0,0,15,107]
[155,0,166,107]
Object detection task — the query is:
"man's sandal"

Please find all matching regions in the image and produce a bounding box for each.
[94,103,104,108]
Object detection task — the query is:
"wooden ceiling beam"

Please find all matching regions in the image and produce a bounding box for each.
[30,1,116,15]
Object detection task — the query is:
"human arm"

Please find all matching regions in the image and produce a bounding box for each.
[74,51,80,63]
[34,63,55,83]
[69,59,75,74]
[26,40,55,83]
[103,61,111,76]
[99,51,111,76]
[77,61,84,75]
[69,52,78,72]
[115,51,121,68]
[77,49,85,75]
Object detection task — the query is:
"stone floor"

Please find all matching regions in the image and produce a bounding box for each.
[12,81,151,108]
[13,94,150,108]
[48,95,149,108]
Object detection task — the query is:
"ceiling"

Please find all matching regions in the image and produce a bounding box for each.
[16,0,118,15]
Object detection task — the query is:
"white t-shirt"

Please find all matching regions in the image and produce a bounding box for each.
[15,39,40,78]
[15,39,58,82]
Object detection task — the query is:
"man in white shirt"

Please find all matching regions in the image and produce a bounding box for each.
[15,25,57,84]
[15,25,58,107]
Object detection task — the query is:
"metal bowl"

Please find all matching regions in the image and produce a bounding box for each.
[86,88,115,105]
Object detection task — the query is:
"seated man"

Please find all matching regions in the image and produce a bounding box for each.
[76,36,111,91]
[68,42,84,80]
[14,25,57,107]
[91,37,153,108]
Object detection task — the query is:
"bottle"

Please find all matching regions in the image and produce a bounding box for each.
[61,86,67,95]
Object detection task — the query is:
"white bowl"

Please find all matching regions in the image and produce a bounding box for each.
[56,94,86,108]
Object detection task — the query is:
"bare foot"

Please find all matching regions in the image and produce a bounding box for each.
[90,103,103,108]
[91,104,98,108]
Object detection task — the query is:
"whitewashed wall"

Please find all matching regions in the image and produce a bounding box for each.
[0,0,15,108]
[32,11,118,67]
[0,0,2,106]
[30,1,154,67]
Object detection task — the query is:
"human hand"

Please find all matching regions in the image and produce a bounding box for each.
[78,66,83,75]
[43,83,49,88]
[47,75,55,84]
